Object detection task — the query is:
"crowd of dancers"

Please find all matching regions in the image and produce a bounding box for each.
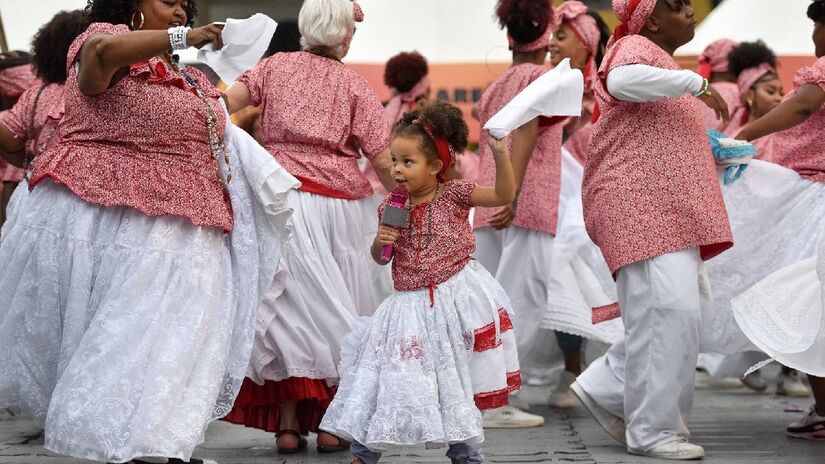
[0,0,825,463]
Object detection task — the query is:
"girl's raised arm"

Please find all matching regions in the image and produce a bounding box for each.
[471,133,515,207]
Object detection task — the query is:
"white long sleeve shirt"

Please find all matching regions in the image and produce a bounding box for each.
[606,64,704,103]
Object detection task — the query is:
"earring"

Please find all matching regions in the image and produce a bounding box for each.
[130,10,145,30]
[747,98,754,109]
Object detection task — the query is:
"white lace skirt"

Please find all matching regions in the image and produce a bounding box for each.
[363,193,394,304]
[703,160,825,354]
[246,191,379,385]
[320,261,520,451]
[540,149,622,343]
[0,124,297,462]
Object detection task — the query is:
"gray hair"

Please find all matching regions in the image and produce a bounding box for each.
[298,0,355,55]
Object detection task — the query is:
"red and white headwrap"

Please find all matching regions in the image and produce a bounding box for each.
[413,117,456,180]
[385,76,431,124]
[697,39,738,78]
[609,0,657,48]
[508,9,555,53]
[737,63,776,104]
[553,1,600,58]
[352,1,364,22]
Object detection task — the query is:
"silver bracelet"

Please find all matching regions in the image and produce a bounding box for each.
[168,26,191,51]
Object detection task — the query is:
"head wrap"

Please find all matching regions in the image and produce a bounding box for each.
[385,76,430,125]
[508,8,555,53]
[609,0,657,47]
[553,1,600,58]
[412,117,456,180]
[737,63,777,104]
[352,1,364,22]
[697,39,738,78]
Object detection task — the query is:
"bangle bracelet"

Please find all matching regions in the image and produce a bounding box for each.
[168,26,191,51]
[694,77,712,98]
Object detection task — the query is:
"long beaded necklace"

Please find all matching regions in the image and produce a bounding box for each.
[167,53,232,184]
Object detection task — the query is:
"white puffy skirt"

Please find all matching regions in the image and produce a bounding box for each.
[320,261,520,451]
[0,124,297,462]
[540,149,622,343]
[247,190,379,385]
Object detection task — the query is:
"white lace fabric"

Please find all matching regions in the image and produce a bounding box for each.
[321,261,518,451]
[0,122,297,462]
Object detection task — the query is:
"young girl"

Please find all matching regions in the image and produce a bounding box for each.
[321,101,518,464]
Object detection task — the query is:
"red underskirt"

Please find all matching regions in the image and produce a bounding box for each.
[223,377,335,435]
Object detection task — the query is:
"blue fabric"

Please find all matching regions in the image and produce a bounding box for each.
[707,129,756,185]
[555,331,583,354]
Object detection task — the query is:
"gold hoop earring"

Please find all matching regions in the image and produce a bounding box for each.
[131,10,145,30]
[747,98,754,109]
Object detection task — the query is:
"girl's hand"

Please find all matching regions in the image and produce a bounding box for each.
[187,23,225,50]
[486,132,508,156]
[488,201,517,229]
[697,85,730,122]
[375,225,400,247]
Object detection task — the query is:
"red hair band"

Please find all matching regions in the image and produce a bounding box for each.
[412,118,455,179]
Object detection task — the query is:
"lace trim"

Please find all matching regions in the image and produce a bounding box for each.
[473,370,522,410]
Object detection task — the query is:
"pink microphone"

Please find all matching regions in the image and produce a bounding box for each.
[380,186,410,262]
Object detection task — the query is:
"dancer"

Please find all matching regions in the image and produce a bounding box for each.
[541,1,620,410]
[696,38,739,131]
[321,100,518,464]
[0,10,90,235]
[721,0,825,440]
[0,0,298,462]
[571,0,732,459]
[223,0,394,454]
[0,52,39,226]
[472,0,557,428]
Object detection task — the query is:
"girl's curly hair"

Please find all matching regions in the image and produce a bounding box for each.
[393,100,469,163]
[32,10,91,84]
[495,0,551,46]
[384,52,428,93]
[86,0,198,28]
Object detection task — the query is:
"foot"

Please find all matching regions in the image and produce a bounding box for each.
[507,393,531,412]
[741,371,768,392]
[629,440,705,460]
[694,369,742,390]
[549,370,577,409]
[570,381,626,445]
[316,431,350,453]
[777,370,811,397]
[482,405,544,428]
[275,429,308,454]
[785,404,825,440]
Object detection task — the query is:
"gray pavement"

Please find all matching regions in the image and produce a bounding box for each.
[2,381,823,464]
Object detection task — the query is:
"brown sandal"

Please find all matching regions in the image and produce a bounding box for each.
[317,432,351,453]
[275,429,307,454]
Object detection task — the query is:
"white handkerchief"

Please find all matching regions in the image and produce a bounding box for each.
[198,13,278,83]
[483,58,584,140]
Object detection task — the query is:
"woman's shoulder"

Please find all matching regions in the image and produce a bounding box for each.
[793,56,825,90]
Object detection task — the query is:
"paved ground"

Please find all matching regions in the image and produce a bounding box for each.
[2,377,823,464]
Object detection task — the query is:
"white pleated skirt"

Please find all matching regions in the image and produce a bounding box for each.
[0,123,297,462]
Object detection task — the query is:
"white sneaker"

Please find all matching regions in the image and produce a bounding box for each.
[570,381,626,445]
[482,405,545,428]
[694,369,742,390]
[507,393,532,412]
[629,440,705,460]
[777,370,811,397]
[549,371,577,409]
[786,404,825,440]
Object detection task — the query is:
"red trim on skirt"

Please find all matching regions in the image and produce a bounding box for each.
[223,377,335,435]
[592,302,621,324]
[473,370,523,410]
[473,307,514,352]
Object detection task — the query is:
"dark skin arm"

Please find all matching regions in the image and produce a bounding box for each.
[77,24,223,96]
[487,118,538,229]
[0,124,25,168]
[737,83,825,141]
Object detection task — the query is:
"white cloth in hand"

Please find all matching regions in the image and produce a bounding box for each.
[198,14,278,83]
[483,58,583,140]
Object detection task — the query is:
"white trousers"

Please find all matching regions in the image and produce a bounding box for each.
[577,248,706,451]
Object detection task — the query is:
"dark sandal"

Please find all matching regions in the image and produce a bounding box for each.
[317,433,351,453]
[275,429,308,454]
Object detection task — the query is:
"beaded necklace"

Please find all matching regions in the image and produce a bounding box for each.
[167,53,231,184]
